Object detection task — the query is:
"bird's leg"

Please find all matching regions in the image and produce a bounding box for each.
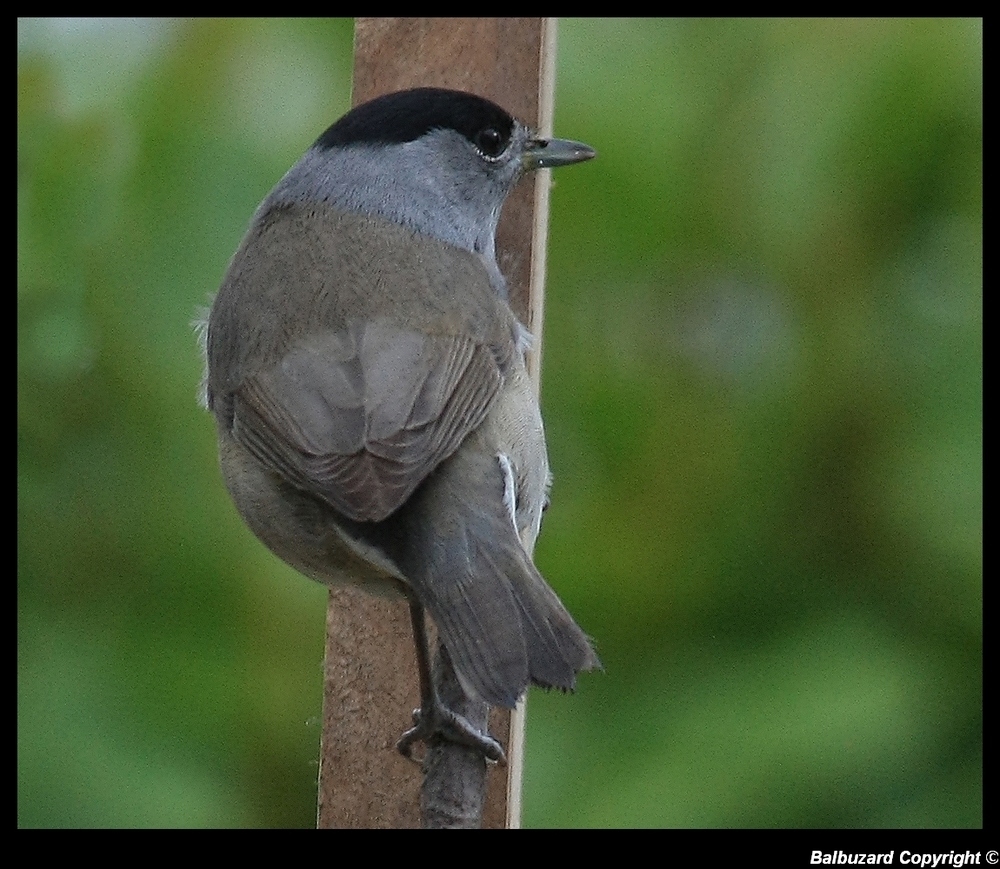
[396,602,505,763]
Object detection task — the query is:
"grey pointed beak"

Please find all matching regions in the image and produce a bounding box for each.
[521,137,596,171]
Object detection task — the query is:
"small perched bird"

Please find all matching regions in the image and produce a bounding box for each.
[201,87,599,760]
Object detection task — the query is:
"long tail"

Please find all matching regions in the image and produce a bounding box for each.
[397,445,599,708]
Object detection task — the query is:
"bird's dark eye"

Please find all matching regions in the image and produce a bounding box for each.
[475,127,506,158]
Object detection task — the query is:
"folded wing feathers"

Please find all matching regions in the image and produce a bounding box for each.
[232,323,502,522]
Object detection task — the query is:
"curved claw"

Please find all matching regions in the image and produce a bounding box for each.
[396,703,505,764]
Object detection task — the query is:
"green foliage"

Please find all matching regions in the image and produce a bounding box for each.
[18,18,980,827]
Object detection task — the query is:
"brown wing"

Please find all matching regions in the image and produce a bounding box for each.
[229,318,504,522]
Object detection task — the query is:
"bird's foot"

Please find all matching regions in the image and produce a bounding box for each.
[396,702,505,764]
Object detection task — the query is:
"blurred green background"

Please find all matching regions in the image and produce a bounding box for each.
[18,18,981,828]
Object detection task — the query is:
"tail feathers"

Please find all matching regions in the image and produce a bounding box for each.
[426,564,527,709]
[508,556,601,688]
[411,515,599,710]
